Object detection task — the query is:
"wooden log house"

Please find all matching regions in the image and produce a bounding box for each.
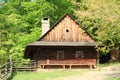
[24,14,99,69]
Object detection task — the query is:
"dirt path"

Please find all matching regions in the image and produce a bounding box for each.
[57,71,120,80]
[56,65,120,80]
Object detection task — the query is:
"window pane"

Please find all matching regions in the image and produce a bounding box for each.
[75,51,84,59]
[57,51,64,59]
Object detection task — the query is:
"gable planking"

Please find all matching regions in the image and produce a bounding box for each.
[39,14,94,42]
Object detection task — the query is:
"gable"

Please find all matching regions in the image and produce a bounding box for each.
[39,14,94,42]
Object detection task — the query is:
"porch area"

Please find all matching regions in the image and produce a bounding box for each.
[37,59,96,69]
[25,44,99,69]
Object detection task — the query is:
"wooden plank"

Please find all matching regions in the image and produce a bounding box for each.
[60,19,63,41]
[40,14,95,42]
[57,25,60,41]
[0,62,12,80]
[52,27,55,41]
[63,16,65,41]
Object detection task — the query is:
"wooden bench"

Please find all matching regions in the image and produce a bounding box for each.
[38,59,96,69]
[40,64,94,69]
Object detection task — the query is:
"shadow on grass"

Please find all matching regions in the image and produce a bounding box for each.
[7,71,17,80]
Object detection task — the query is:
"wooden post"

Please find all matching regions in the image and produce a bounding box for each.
[36,49,40,70]
[42,65,45,69]
[5,64,7,74]
[96,51,99,69]
[10,56,13,75]
[69,65,72,69]
[0,68,2,80]
[10,63,12,75]
[47,59,50,64]
[9,53,18,72]
[90,65,92,69]
[62,65,65,69]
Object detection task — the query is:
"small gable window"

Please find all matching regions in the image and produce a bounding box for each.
[66,29,69,32]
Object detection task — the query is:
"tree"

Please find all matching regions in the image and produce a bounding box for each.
[75,0,120,61]
[46,0,76,26]
[0,0,54,64]
[0,0,76,64]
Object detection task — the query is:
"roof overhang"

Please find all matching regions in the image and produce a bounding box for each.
[24,41,104,58]
[24,41,95,58]
[27,41,96,47]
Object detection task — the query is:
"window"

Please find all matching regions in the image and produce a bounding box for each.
[75,51,84,59]
[57,51,64,59]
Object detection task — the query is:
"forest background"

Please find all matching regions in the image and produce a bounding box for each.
[0,0,120,65]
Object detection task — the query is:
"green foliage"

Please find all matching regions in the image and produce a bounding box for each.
[21,0,54,27]
[0,50,7,64]
[75,0,120,53]
[0,0,54,63]
[0,0,76,63]
[46,0,76,26]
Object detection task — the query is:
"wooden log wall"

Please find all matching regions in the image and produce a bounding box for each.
[41,15,94,42]
[37,46,97,60]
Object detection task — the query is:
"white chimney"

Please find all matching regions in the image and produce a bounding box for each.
[41,17,50,36]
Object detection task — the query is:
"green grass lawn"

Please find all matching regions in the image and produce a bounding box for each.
[11,70,85,80]
[9,62,120,80]
[106,78,120,80]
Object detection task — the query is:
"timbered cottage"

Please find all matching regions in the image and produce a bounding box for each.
[24,14,99,69]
